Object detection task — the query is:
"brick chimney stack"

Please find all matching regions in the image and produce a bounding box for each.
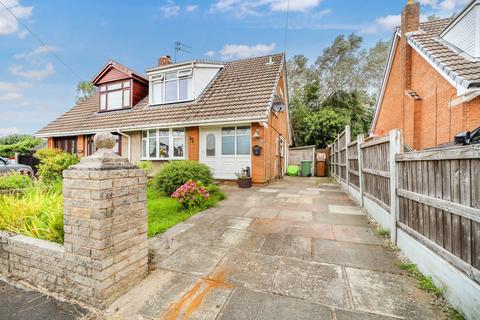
[401,0,420,91]
[158,55,172,66]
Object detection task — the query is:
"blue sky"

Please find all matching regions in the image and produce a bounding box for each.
[0,0,469,135]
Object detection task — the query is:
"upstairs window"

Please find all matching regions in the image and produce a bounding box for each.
[151,69,193,105]
[99,80,131,111]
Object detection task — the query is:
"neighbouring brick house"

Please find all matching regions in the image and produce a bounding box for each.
[371,0,480,150]
[37,54,291,183]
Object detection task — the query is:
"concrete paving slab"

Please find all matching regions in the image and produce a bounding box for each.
[277,193,300,198]
[277,209,313,222]
[219,287,333,320]
[213,206,250,217]
[213,216,253,230]
[212,250,280,291]
[244,207,279,219]
[273,258,350,308]
[333,225,383,245]
[0,281,87,320]
[258,188,280,193]
[149,237,184,264]
[328,205,365,215]
[160,222,194,239]
[312,239,404,273]
[334,308,400,320]
[286,197,314,204]
[313,212,370,226]
[346,267,445,319]
[248,219,290,234]
[107,269,198,318]
[290,223,334,240]
[158,243,227,276]
[173,225,225,245]
[258,233,312,259]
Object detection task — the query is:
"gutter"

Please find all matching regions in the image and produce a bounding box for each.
[116,129,131,163]
[449,89,480,107]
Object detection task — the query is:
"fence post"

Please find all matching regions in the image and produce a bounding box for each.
[333,139,337,180]
[345,126,351,189]
[337,137,341,182]
[389,129,402,244]
[357,134,365,208]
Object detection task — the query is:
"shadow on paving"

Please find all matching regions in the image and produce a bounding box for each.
[0,280,87,320]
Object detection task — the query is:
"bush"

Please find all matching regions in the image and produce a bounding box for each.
[171,180,210,209]
[206,184,226,200]
[136,160,153,176]
[35,149,79,183]
[153,160,213,195]
[0,135,42,158]
[0,172,33,190]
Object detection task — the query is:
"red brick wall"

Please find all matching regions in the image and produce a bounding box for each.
[373,40,480,150]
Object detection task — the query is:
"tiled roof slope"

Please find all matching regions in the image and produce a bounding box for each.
[37,54,284,135]
[409,18,480,88]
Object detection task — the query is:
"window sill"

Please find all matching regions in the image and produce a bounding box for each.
[140,157,186,161]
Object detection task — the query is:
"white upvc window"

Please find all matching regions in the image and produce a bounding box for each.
[141,128,185,160]
[99,80,131,111]
[150,69,193,105]
[221,126,251,156]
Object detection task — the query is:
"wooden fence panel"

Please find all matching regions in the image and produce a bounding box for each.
[339,132,347,182]
[348,140,359,188]
[396,146,480,281]
[361,137,391,211]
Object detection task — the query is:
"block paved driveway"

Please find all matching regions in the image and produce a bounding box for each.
[107,177,445,320]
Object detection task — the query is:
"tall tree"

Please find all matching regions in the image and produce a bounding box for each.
[286,54,316,97]
[76,81,96,103]
[362,40,391,97]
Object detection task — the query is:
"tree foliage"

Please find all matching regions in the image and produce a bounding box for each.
[287,34,390,148]
[0,135,42,158]
[76,81,96,103]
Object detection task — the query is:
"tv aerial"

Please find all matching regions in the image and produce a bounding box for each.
[174,41,192,63]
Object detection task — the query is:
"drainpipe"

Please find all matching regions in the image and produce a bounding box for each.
[116,129,131,163]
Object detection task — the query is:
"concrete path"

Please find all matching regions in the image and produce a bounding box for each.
[107,177,445,320]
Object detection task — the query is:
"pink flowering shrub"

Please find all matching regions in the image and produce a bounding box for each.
[171,180,210,209]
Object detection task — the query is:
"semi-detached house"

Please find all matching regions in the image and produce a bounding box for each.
[36,54,291,183]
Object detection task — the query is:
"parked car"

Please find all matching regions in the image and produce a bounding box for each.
[0,157,34,176]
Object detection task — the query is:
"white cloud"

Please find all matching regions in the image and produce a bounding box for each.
[10,62,55,81]
[0,127,20,136]
[205,50,216,57]
[212,0,322,16]
[17,29,28,39]
[160,1,181,17]
[186,4,198,12]
[0,81,30,103]
[218,43,276,59]
[0,91,23,101]
[14,45,57,60]
[0,0,33,36]
[376,14,401,31]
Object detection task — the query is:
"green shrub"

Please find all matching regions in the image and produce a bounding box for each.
[0,135,42,158]
[206,184,226,200]
[136,160,153,176]
[153,160,213,195]
[0,172,33,190]
[35,149,79,183]
[0,180,64,243]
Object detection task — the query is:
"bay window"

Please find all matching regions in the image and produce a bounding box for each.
[99,80,131,111]
[150,69,193,105]
[221,126,251,156]
[141,128,185,160]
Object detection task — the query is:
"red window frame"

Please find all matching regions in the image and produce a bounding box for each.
[99,80,132,112]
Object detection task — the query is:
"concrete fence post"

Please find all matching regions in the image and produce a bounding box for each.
[62,132,148,307]
[345,125,351,188]
[357,134,365,208]
[389,129,402,245]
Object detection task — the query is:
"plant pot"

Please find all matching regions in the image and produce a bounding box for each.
[237,178,252,188]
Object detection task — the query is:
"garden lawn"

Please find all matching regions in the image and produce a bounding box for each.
[147,186,222,237]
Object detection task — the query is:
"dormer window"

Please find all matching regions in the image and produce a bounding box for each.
[150,68,193,105]
[99,80,131,111]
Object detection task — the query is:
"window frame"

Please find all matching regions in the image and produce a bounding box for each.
[99,80,132,112]
[141,128,186,160]
[149,68,193,105]
[221,125,251,156]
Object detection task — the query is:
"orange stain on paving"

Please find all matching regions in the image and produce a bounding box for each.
[162,271,234,320]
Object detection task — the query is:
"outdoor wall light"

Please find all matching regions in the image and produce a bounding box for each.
[253,128,261,139]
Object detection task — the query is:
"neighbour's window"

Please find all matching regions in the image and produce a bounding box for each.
[99,80,131,111]
[150,69,193,105]
[206,134,215,156]
[87,134,121,156]
[221,126,251,156]
[141,128,185,160]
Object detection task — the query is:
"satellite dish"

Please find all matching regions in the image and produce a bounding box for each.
[272,103,285,113]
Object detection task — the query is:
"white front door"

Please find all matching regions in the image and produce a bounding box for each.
[199,125,251,180]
